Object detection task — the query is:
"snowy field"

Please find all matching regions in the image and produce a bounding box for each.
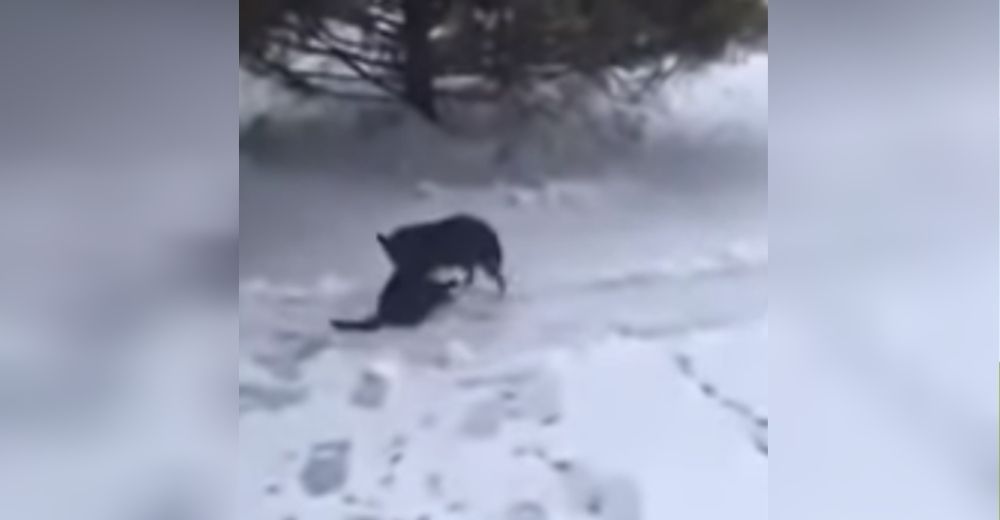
[240,56,768,520]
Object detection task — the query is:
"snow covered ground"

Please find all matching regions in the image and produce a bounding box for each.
[240,56,768,520]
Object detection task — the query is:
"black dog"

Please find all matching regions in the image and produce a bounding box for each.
[377,214,506,294]
[331,270,458,332]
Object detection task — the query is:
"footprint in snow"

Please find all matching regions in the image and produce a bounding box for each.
[560,465,642,520]
[239,382,307,415]
[300,441,352,498]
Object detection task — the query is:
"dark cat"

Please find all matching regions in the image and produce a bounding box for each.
[331,270,458,332]
[377,214,506,294]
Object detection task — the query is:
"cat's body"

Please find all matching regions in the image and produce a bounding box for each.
[378,214,506,294]
[331,270,458,332]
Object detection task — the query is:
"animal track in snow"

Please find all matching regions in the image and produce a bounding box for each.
[674,353,768,457]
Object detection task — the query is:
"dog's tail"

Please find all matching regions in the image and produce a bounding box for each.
[331,316,381,332]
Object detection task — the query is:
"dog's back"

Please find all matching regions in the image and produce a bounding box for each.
[378,214,505,292]
[382,215,499,266]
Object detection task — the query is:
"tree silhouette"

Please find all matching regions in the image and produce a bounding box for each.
[240,0,767,121]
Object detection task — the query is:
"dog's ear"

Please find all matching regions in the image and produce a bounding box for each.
[376,233,389,250]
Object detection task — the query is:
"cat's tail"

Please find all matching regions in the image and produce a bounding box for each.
[331,316,381,332]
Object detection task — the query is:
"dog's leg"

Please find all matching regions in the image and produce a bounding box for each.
[483,260,506,295]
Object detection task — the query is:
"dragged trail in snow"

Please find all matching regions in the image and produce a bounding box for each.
[240,243,765,380]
